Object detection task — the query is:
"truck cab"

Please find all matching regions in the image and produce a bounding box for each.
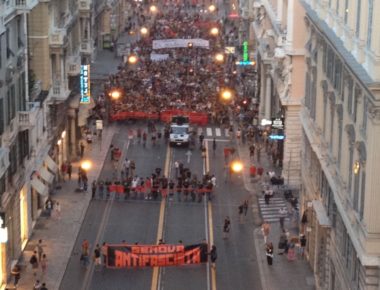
[169,116,190,146]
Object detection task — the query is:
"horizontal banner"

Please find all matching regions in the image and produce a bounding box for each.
[107,243,208,268]
[152,38,209,49]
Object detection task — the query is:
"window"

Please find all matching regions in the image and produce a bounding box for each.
[355,0,361,37]
[18,73,26,111]
[344,0,349,24]
[338,119,343,167]
[367,0,373,48]
[334,59,343,93]
[347,79,353,114]
[353,166,360,211]
[0,175,5,197]
[6,85,16,125]
[327,48,335,82]
[359,170,365,219]
[336,0,340,14]
[330,107,335,153]
[305,72,311,110]
[6,28,10,59]
[0,34,2,68]
[16,16,23,49]
[362,97,367,135]
[0,98,3,135]
[323,95,328,136]
[348,146,354,194]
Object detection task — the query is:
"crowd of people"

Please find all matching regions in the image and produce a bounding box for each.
[94,5,241,126]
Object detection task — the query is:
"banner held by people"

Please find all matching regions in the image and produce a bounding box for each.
[106,243,208,268]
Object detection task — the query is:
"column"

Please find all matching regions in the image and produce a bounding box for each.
[265,74,272,119]
[258,63,266,120]
[286,0,294,50]
[277,0,283,23]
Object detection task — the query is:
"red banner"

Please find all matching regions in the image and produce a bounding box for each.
[106,243,208,268]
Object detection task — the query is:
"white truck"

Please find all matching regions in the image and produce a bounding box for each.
[169,116,190,146]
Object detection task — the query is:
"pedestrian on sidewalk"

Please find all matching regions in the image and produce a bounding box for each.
[223,216,231,239]
[266,242,274,265]
[54,202,61,220]
[33,279,42,290]
[80,142,85,158]
[61,162,67,182]
[279,207,287,231]
[238,204,244,224]
[11,264,21,287]
[243,200,249,216]
[212,138,216,156]
[261,221,270,244]
[45,198,53,217]
[94,244,101,267]
[30,251,39,276]
[40,254,47,275]
[40,282,48,290]
[209,245,217,268]
[35,239,44,262]
[278,230,288,255]
[91,180,97,199]
[67,162,72,180]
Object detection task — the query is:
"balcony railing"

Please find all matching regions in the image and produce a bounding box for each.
[80,42,92,54]
[49,29,67,47]
[18,102,40,129]
[0,148,10,179]
[79,0,90,11]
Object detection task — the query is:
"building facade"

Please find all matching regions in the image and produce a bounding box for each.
[300,0,380,289]
[249,0,306,187]
[0,0,95,286]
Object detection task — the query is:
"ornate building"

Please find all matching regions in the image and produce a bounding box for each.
[300,0,380,289]
[250,0,307,187]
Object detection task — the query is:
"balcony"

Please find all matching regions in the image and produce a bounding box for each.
[0,148,10,179]
[67,55,81,76]
[3,0,39,23]
[49,29,68,48]
[79,0,91,12]
[18,102,40,130]
[50,84,70,101]
[80,41,92,55]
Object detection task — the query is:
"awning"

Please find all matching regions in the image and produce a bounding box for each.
[312,200,331,227]
[39,167,54,184]
[44,155,58,173]
[31,177,48,196]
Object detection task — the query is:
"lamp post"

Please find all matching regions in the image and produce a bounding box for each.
[128,55,138,65]
[220,88,234,102]
[210,27,219,36]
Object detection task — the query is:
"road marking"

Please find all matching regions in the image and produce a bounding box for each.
[206,127,213,136]
[81,140,130,290]
[151,145,171,290]
[215,128,221,137]
[225,128,229,137]
[205,141,216,290]
[204,138,230,142]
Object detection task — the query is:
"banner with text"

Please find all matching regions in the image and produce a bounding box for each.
[106,243,208,268]
[152,38,209,49]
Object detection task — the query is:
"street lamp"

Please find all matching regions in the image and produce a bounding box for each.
[220,88,233,101]
[150,5,158,13]
[187,42,193,48]
[210,27,219,36]
[214,53,224,63]
[208,4,216,12]
[109,89,121,100]
[140,27,148,36]
[230,160,243,173]
[81,160,92,171]
[128,55,138,64]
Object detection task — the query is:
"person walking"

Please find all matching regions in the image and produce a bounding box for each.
[80,142,85,158]
[67,162,72,180]
[91,180,97,199]
[54,202,61,220]
[266,242,274,265]
[30,251,39,276]
[243,200,249,216]
[11,264,21,287]
[279,207,287,231]
[94,244,101,267]
[212,138,217,157]
[238,204,244,224]
[35,239,44,262]
[209,245,217,268]
[40,254,47,275]
[261,221,271,244]
[33,279,42,290]
[40,283,48,290]
[223,216,231,239]
[101,242,108,265]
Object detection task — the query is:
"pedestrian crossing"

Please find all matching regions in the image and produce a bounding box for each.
[194,127,231,139]
[258,197,290,223]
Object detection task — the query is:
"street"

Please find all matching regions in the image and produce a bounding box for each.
[59,123,262,290]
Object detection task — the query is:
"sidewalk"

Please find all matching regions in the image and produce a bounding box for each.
[8,125,117,290]
[236,139,316,290]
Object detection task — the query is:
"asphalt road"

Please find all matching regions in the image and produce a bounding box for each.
[59,123,262,290]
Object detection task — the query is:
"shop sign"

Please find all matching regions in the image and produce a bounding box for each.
[261,119,272,126]
[269,135,285,140]
[271,118,284,130]
[80,65,91,104]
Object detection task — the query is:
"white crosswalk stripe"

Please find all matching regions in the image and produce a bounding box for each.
[215,128,221,137]
[225,128,230,137]
[206,127,213,136]
[258,197,289,223]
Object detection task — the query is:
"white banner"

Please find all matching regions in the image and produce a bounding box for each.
[152,39,209,49]
[150,53,170,61]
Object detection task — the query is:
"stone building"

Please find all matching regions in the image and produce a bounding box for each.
[300,0,380,289]
[249,0,307,187]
